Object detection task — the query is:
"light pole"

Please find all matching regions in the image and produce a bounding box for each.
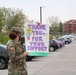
[40,6,45,23]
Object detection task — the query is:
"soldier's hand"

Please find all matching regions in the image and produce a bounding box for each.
[23,52,28,56]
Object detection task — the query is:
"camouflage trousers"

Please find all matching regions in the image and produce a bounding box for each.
[8,65,28,75]
[8,69,28,75]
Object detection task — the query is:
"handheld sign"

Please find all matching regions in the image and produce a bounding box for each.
[24,23,49,56]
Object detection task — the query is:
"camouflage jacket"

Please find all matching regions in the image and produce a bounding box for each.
[7,40,28,75]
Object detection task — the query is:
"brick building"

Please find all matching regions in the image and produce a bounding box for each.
[63,20,76,34]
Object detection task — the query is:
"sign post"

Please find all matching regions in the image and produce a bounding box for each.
[24,23,49,56]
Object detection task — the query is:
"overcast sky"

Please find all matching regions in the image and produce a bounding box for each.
[0,0,76,23]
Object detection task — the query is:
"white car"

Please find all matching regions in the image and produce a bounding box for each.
[62,34,75,41]
[59,35,72,44]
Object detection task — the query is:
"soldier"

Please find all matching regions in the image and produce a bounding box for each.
[7,27,28,75]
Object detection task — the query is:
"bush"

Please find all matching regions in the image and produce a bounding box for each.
[0,33,9,45]
[49,34,53,40]
[49,34,56,40]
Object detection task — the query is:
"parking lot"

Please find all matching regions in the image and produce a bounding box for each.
[0,40,76,75]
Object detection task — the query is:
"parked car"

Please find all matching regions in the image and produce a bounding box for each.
[0,44,8,69]
[59,36,72,44]
[49,40,59,52]
[64,34,75,41]
[0,44,34,69]
[55,40,64,47]
[57,39,65,46]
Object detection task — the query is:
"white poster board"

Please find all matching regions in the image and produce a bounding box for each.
[24,24,49,56]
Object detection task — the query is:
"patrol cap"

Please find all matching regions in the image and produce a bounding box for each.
[11,27,21,33]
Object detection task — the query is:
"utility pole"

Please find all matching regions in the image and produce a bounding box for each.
[40,7,42,23]
[40,6,45,23]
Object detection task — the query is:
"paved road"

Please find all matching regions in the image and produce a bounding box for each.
[0,41,76,75]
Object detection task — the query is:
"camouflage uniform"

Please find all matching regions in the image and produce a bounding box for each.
[7,40,28,75]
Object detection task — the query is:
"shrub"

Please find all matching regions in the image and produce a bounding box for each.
[49,34,53,40]
[0,33,9,45]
